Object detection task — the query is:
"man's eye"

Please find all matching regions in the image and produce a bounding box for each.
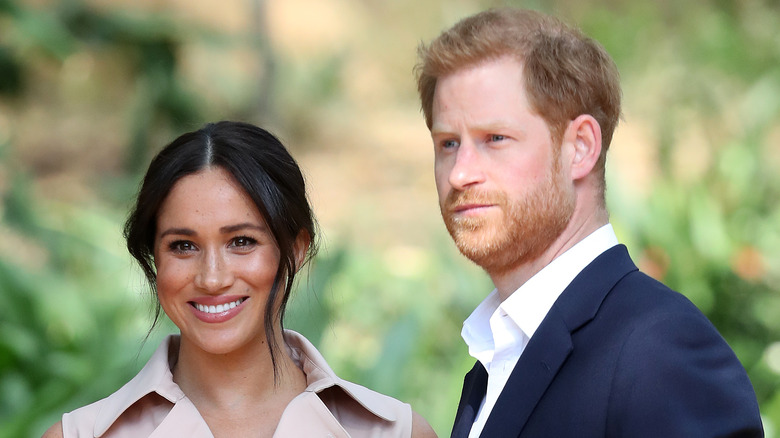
[443,139,460,149]
[490,134,506,142]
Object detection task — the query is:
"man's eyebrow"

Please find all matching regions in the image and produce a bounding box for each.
[430,123,454,136]
[431,119,522,134]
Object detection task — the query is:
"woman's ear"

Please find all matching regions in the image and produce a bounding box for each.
[564,114,602,181]
[292,230,311,273]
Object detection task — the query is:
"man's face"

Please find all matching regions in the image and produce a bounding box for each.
[430,56,575,275]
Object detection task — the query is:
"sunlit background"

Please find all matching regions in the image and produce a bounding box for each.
[1,0,779,436]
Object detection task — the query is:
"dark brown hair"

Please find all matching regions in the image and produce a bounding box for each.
[124,121,318,376]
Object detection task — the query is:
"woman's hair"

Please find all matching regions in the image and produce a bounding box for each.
[124,121,318,374]
[415,8,621,193]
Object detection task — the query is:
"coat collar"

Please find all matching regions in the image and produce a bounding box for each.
[93,330,398,437]
[472,245,638,437]
[94,335,186,436]
[284,330,399,422]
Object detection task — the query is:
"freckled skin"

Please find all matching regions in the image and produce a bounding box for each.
[153,167,281,357]
[431,56,575,278]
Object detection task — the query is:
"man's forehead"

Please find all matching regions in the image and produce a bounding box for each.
[430,59,532,130]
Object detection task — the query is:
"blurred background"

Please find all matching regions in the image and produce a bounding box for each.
[1,0,779,436]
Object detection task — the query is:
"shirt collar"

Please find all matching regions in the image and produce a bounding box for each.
[461,289,502,362]
[94,331,398,436]
[94,335,185,436]
[462,224,618,356]
[284,330,399,422]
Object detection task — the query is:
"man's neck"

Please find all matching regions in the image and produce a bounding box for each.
[491,212,608,301]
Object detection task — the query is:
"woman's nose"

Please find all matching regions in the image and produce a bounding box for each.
[193,249,234,293]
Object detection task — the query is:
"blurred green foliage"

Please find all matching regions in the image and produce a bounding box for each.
[1,0,779,437]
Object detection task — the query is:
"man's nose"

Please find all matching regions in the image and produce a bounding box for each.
[193,249,234,294]
[448,141,486,191]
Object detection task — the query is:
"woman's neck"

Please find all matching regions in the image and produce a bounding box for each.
[171,330,306,435]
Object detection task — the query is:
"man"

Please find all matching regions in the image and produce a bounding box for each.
[415,8,763,438]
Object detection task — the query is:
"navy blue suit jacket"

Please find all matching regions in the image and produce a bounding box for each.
[451,245,763,437]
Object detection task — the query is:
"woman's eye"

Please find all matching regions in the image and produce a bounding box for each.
[169,241,196,253]
[231,236,257,248]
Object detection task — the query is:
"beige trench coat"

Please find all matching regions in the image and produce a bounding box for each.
[61,331,412,437]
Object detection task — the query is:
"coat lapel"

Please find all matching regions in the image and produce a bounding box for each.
[451,361,488,438]
[479,245,638,437]
[151,398,214,438]
[274,392,351,437]
[479,306,573,437]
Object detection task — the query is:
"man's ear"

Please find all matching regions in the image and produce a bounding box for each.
[564,114,602,181]
[292,230,311,273]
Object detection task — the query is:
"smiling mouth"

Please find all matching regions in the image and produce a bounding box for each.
[190,297,247,314]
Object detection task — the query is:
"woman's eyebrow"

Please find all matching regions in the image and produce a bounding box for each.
[219,223,267,234]
[159,227,195,239]
[158,223,267,238]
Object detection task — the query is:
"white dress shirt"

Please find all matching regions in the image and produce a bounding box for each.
[462,224,619,438]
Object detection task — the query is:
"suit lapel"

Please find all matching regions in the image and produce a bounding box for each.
[479,306,573,437]
[451,361,488,438]
[479,245,638,437]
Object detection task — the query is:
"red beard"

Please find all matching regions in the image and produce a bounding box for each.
[441,159,575,275]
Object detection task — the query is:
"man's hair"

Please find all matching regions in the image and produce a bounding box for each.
[415,8,622,189]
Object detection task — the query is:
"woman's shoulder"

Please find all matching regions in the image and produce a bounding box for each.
[48,396,106,438]
[41,421,63,438]
[411,411,437,438]
[317,367,438,437]
[47,336,181,438]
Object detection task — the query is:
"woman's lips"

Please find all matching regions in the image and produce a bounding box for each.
[188,296,249,323]
[192,297,246,314]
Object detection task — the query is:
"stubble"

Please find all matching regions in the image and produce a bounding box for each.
[441,158,575,276]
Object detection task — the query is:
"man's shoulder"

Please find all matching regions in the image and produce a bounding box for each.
[608,268,706,317]
[584,267,734,360]
[552,244,704,331]
[565,250,719,341]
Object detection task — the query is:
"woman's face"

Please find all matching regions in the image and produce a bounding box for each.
[153,166,280,355]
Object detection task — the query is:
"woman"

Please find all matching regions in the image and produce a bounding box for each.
[43,121,436,437]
